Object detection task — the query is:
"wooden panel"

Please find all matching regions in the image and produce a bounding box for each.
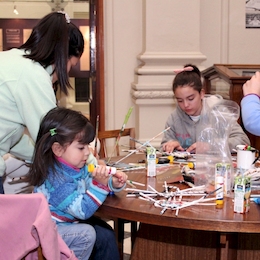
[131,224,219,260]
[131,224,260,260]
[90,0,105,131]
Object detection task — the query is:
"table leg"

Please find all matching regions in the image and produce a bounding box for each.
[219,233,237,260]
[114,218,138,260]
[114,218,125,260]
[130,221,138,249]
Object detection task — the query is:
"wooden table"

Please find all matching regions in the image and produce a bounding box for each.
[97,154,260,260]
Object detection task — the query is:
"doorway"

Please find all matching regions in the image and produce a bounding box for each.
[89,0,105,131]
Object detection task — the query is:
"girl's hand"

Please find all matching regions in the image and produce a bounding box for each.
[92,165,110,186]
[163,140,184,153]
[112,171,128,189]
[186,143,196,153]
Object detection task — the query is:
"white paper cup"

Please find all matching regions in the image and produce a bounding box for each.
[236,145,256,170]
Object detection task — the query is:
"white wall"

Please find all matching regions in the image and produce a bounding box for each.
[103,0,260,148]
[103,0,142,131]
[0,0,259,149]
[229,0,260,64]
[200,0,260,67]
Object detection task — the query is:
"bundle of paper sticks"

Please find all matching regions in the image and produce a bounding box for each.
[126,182,220,216]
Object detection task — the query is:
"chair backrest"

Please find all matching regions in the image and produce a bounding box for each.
[0,193,76,260]
[3,154,33,194]
[98,128,136,158]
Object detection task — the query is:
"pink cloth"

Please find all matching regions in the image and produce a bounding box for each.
[0,193,77,260]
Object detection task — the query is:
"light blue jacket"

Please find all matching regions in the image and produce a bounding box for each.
[241,94,260,136]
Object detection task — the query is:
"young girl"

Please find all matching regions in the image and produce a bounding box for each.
[161,64,250,153]
[27,107,128,260]
[0,11,84,193]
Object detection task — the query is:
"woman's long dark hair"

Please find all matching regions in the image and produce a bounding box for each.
[27,107,95,186]
[19,12,84,95]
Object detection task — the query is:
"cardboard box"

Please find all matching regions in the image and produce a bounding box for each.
[146,147,156,177]
[215,163,232,196]
[234,176,251,214]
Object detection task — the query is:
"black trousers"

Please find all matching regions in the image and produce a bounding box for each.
[0,177,4,194]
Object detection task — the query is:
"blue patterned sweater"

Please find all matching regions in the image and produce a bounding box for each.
[34,160,124,224]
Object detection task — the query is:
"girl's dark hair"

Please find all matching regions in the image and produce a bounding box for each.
[19,12,84,95]
[172,64,202,93]
[27,107,95,186]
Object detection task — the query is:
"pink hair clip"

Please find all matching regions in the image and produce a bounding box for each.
[173,66,194,74]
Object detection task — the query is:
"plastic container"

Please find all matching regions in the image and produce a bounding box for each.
[215,175,224,208]
[234,176,251,213]
[195,99,238,194]
[146,147,156,177]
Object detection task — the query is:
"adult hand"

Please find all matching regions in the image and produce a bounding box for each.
[243,71,260,96]
[162,140,184,153]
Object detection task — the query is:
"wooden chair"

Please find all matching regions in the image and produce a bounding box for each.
[22,246,45,260]
[97,127,137,259]
[98,127,136,159]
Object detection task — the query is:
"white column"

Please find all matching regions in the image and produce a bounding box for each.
[132,0,206,147]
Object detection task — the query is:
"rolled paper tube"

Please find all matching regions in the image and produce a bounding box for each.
[88,164,117,175]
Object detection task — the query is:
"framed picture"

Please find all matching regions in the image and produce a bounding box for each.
[246,0,260,28]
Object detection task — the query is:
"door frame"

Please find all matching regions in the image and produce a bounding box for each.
[90,0,105,131]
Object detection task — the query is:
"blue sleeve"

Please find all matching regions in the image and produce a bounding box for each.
[252,198,260,204]
[48,173,109,220]
[241,94,260,136]
[108,176,126,192]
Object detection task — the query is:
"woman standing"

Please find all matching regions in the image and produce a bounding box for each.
[0,12,84,193]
